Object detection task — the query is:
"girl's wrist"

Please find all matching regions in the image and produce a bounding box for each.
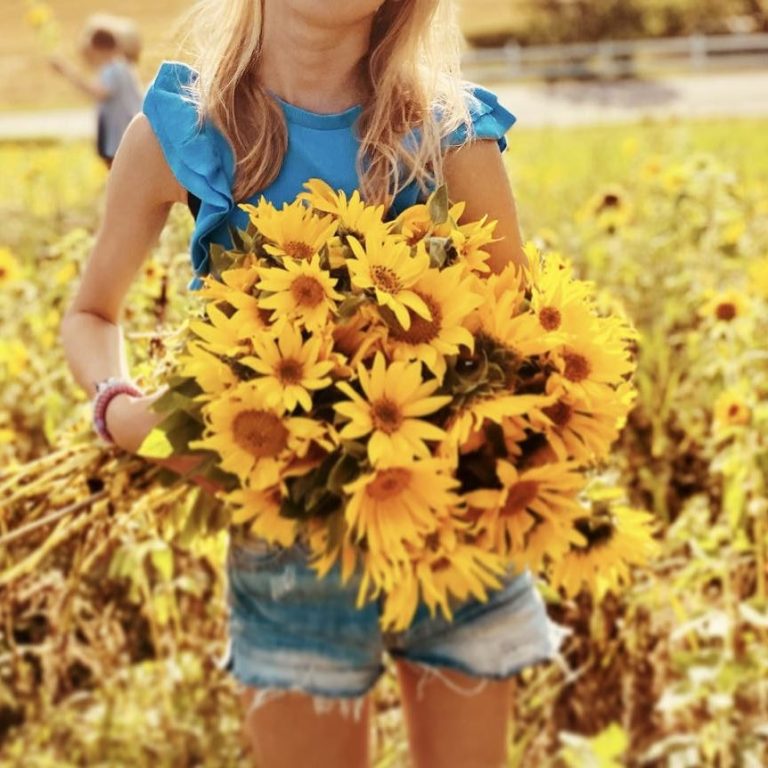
[92,377,145,445]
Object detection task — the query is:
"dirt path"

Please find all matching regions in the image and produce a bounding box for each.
[1,70,767,141]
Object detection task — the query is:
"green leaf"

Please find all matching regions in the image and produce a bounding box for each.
[327,453,361,494]
[428,184,449,224]
[427,237,450,269]
[136,427,175,459]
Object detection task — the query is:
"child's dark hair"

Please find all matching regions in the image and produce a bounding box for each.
[89,28,118,51]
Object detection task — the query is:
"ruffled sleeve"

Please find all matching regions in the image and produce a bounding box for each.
[142,60,236,290]
[442,84,517,153]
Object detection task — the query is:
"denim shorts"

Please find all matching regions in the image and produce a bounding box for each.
[219,531,572,719]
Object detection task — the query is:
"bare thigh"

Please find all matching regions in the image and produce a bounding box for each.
[395,659,514,768]
[238,686,372,768]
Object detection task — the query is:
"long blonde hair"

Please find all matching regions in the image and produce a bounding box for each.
[171,0,473,206]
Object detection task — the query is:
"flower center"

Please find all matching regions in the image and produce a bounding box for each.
[538,306,562,331]
[291,275,326,308]
[371,265,403,294]
[232,409,289,458]
[276,358,304,385]
[387,292,441,345]
[371,398,404,434]
[284,241,314,260]
[574,518,614,548]
[366,468,412,500]
[715,302,736,321]
[406,223,430,246]
[563,352,590,382]
[727,404,741,418]
[542,400,573,428]
[501,480,539,517]
[0,268,6,280]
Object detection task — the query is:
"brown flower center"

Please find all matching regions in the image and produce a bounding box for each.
[539,306,562,331]
[371,398,403,434]
[371,265,403,294]
[0,268,6,280]
[276,358,304,385]
[727,404,741,418]
[715,302,737,321]
[291,275,326,308]
[232,409,289,458]
[542,400,573,428]
[387,292,441,345]
[501,480,540,517]
[283,241,314,260]
[406,224,430,246]
[563,352,590,382]
[366,468,412,500]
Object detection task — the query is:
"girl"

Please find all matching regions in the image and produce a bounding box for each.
[59,1,571,766]
[49,14,143,168]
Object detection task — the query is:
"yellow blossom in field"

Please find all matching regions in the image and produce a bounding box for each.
[0,248,23,284]
[713,389,751,430]
[748,256,768,299]
[698,288,750,323]
[25,3,52,28]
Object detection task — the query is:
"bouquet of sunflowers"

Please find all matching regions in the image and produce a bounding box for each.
[141,179,658,631]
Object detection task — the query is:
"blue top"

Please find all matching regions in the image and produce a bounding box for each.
[141,60,517,290]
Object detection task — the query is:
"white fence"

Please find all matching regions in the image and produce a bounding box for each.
[462,33,768,81]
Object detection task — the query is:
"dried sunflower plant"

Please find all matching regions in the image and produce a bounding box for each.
[138,179,659,631]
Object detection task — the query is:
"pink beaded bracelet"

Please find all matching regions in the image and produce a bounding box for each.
[92,376,144,445]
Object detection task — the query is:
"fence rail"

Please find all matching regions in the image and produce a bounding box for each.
[462,33,768,81]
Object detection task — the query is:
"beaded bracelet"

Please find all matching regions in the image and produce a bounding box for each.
[92,376,144,445]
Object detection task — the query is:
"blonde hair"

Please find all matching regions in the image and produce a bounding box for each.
[171,0,473,206]
[80,14,143,63]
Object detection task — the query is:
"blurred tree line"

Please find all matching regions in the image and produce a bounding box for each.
[461,0,768,46]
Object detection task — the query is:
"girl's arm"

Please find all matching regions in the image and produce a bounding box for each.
[58,115,219,490]
[48,55,111,101]
[442,139,525,274]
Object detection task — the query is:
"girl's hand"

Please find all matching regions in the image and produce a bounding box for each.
[106,389,225,497]
[47,54,69,76]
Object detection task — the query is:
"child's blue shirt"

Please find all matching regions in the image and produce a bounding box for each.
[141,60,516,290]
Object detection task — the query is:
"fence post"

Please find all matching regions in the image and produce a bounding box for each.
[690,34,707,70]
[504,40,522,77]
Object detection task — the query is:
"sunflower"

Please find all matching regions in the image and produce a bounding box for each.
[189,383,329,489]
[334,352,451,465]
[245,199,338,262]
[225,485,299,548]
[698,288,751,323]
[176,341,238,398]
[509,514,587,574]
[450,214,499,274]
[239,324,335,412]
[343,458,460,560]
[257,254,344,329]
[394,200,463,247]
[522,379,636,463]
[298,178,391,242]
[381,264,482,379]
[465,459,586,557]
[199,269,269,341]
[713,389,752,430]
[548,331,635,406]
[304,516,361,584]
[372,516,508,631]
[188,301,252,357]
[346,235,431,330]
[547,506,660,599]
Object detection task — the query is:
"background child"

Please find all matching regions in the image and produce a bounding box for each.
[48,14,143,168]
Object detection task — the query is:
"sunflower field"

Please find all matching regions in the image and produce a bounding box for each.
[1,118,767,767]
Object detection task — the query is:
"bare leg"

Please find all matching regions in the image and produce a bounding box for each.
[238,685,372,768]
[395,659,514,768]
